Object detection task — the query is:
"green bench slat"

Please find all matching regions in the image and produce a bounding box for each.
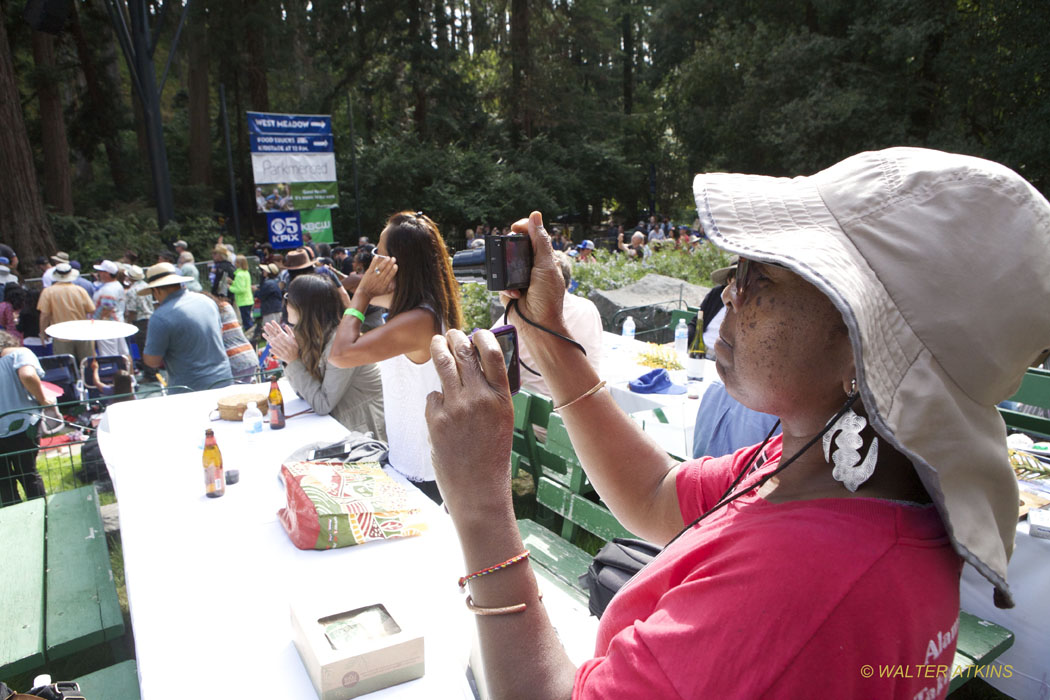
[1001,367,1050,438]
[537,477,635,543]
[0,498,46,677]
[517,519,590,606]
[544,415,590,494]
[46,486,124,660]
[1007,367,1050,407]
[1000,408,1050,440]
[74,659,141,700]
[947,611,1015,694]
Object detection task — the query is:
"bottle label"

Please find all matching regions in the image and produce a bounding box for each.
[205,465,224,495]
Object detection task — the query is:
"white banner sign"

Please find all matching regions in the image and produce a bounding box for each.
[251,153,337,184]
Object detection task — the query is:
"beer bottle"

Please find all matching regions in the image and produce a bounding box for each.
[202,429,225,498]
[268,379,286,430]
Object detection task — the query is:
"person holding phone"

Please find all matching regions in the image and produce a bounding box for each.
[264,275,385,440]
[279,211,461,504]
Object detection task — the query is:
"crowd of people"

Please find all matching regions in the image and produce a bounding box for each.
[0,219,607,509]
[5,147,1043,697]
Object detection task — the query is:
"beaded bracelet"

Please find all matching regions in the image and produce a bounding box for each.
[458,550,531,590]
[343,307,366,322]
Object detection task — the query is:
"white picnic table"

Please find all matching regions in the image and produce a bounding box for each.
[599,331,717,461]
[98,379,596,699]
[959,492,1050,699]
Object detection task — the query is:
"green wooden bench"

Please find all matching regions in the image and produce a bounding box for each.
[74,659,141,700]
[511,390,533,479]
[517,413,637,605]
[948,611,1015,694]
[1000,366,1050,439]
[0,485,126,680]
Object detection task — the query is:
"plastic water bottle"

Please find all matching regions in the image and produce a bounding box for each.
[242,401,264,434]
[621,316,636,340]
[674,319,689,358]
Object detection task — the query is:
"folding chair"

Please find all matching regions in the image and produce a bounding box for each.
[39,354,79,404]
[79,355,133,401]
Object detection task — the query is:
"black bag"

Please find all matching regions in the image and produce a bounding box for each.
[1,680,85,700]
[578,538,662,618]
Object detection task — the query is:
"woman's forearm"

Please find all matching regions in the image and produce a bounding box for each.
[451,496,577,700]
[520,327,684,545]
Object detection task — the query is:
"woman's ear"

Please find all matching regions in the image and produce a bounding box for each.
[840,353,857,397]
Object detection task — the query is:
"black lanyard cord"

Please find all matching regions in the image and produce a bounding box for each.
[502,297,587,376]
[663,392,860,550]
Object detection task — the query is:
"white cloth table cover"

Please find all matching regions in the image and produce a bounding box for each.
[98,380,595,698]
[959,518,1050,699]
[599,332,717,460]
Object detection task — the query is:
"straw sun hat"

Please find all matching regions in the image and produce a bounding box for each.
[136,262,192,295]
[693,147,1050,607]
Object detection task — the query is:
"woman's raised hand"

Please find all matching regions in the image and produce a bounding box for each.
[425,329,514,516]
[336,283,352,310]
[355,254,397,300]
[262,320,300,363]
[501,211,567,341]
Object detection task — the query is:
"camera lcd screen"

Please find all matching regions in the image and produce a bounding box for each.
[492,325,521,394]
[504,237,532,289]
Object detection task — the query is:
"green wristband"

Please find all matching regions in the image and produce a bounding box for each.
[344,307,366,322]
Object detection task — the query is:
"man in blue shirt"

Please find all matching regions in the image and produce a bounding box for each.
[692,380,781,459]
[141,263,233,391]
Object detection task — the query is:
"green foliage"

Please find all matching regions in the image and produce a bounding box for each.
[460,281,498,332]
[572,245,732,298]
[47,210,225,264]
[11,0,1050,248]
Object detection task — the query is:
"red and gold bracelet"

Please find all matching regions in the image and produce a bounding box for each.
[458,550,531,590]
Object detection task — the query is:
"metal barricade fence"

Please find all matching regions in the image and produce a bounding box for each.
[0,386,190,507]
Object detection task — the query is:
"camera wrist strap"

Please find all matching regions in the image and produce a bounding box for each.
[503,298,587,376]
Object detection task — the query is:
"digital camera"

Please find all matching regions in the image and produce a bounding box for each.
[484,234,532,291]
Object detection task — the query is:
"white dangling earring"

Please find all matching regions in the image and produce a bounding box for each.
[823,380,878,492]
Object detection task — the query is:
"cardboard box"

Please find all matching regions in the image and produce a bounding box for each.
[291,599,424,700]
[1029,507,1050,540]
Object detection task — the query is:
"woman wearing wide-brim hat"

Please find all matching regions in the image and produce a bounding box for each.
[423,149,1050,698]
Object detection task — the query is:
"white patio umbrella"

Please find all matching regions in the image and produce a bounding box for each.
[45,319,138,341]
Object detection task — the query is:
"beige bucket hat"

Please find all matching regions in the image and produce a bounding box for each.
[693,147,1050,607]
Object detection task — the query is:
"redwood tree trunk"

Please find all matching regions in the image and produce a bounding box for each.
[622,10,633,115]
[31,31,74,214]
[187,4,211,186]
[68,0,130,197]
[509,0,531,141]
[244,0,270,111]
[0,18,57,261]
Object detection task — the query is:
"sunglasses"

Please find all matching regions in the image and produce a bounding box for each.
[734,257,787,295]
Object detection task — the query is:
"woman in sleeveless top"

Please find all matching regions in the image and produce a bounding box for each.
[293,211,462,503]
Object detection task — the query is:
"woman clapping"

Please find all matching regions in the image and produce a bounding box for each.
[264,275,385,440]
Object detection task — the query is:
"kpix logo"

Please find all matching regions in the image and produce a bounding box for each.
[267,211,302,248]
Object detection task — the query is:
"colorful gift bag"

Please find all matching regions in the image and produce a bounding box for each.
[278,460,427,550]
